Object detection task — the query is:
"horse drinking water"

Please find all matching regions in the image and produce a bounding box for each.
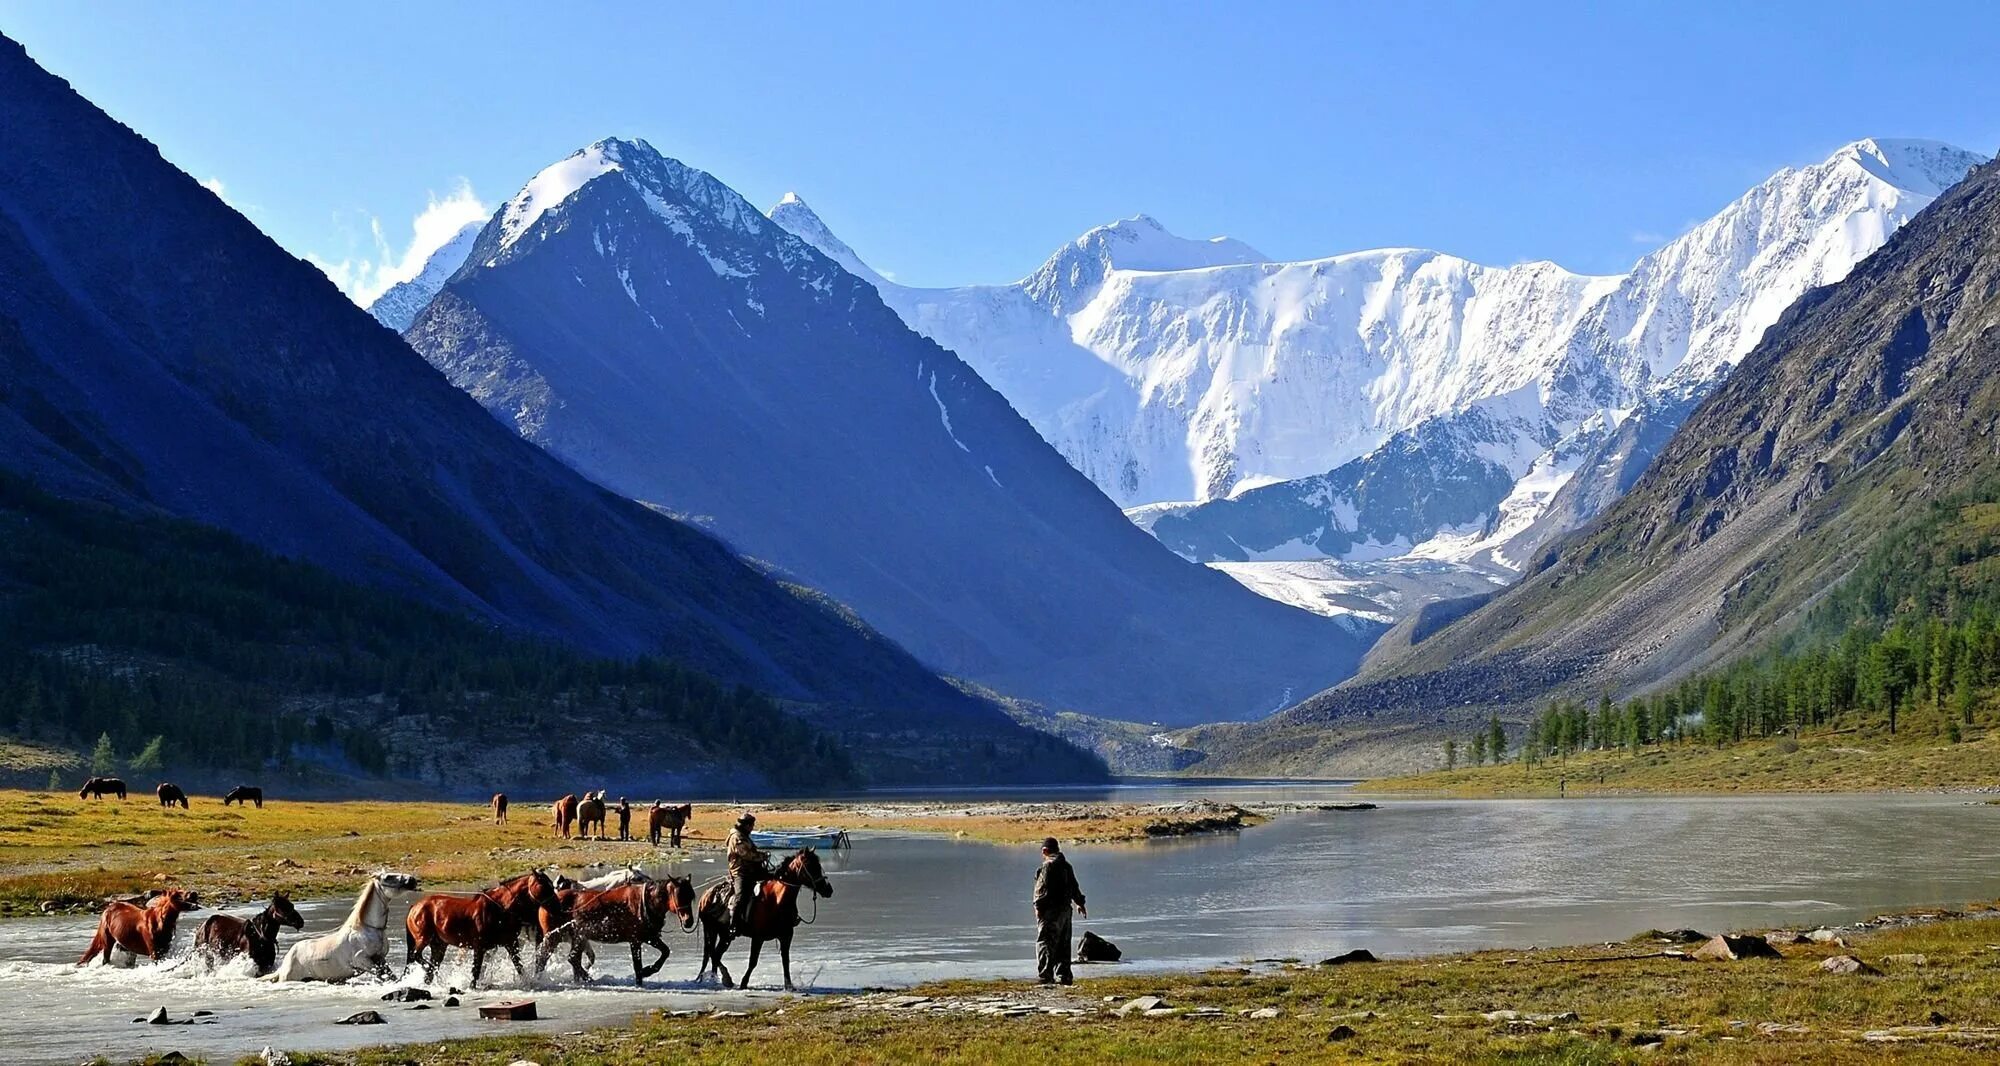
[697,848,833,990]
[78,888,201,966]
[195,892,304,975]
[270,871,419,982]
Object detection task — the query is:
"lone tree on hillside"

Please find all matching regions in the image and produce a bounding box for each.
[1488,714,1507,763]
[89,732,118,777]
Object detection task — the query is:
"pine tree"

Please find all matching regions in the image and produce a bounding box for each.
[127,735,164,776]
[89,732,118,776]
[1470,730,1487,767]
[1488,714,1506,763]
[1443,739,1457,771]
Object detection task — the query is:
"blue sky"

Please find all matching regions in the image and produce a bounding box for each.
[5,2,1997,297]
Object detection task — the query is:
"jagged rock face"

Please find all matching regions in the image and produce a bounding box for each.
[1194,153,2000,773]
[407,140,1373,726]
[773,141,1985,584]
[0,34,1049,770]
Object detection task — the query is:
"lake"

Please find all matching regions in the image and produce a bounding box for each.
[4,790,1998,1064]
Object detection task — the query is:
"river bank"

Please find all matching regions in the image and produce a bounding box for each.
[245,904,2000,1065]
[0,790,1295,918]
[1359,725,2000,798]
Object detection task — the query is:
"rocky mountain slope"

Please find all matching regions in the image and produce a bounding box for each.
[407,140,1371,726]
[0,34,1087,784]
[776,141,1985,621]
[1183,150,2000,776]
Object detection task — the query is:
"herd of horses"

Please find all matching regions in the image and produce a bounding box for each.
[77,777,264,808]
[76,854,835,991]
[499,790,692,846]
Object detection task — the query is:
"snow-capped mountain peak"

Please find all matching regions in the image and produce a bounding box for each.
[366,218,482,331]
[767,191,885,286]
[1022,214,1269,314]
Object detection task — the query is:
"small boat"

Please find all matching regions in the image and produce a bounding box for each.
[751,826,851,850]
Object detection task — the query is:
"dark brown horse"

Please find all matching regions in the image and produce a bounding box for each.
[78,777,126,800]
[195,892,303,975]
[552,793,578,839]
[538,876,695,986]
[491,792,508,823]
[79,888,201,965]
[649,802,692,847]
[696,848,833,990]
[576,792,606,839]
[156,782,188,808]
[222,785,263,807]
[404,870,563,986]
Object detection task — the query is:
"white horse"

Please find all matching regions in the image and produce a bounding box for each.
[269,871,419,982]
[575,865,651,891]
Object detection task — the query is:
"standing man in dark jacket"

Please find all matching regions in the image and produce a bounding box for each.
[1032,836,1086,985]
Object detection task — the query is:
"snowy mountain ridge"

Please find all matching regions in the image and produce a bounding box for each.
[366,219,482,331]
[772,138,1987,595]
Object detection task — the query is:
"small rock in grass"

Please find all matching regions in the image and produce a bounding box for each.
[1692,934,1782,961]
[1819,955,1881,976]
[260,1048,293,1066]
[1143,1007,1178,1018]
[1882,953,1928,967]
[1249,1007,1281,1019]
[1116,996,1165,1017]
[505,1061,543,1066]
[1326,1024,1357,1041]
[1319,948,1378,966]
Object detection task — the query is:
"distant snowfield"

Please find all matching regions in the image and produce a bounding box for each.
[1210,557,1510,623]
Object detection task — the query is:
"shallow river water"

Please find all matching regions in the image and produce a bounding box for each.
[4,789,1999,1063]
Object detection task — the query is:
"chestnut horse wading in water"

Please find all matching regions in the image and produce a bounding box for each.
[697,848,833,990]
[78,776,126,800]
[538,875,696,986]
[196,893,303,975]
[79,888,201,965]
[404,869,564,986]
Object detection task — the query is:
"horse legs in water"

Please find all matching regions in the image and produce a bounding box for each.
[779,929,795,991]
[739,937,763,989]
[698,921,733,988]
[420,941,447,985]
[631,933,671,986]
[469,946,488,988]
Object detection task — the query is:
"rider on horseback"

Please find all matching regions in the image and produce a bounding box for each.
[723,812,770,933]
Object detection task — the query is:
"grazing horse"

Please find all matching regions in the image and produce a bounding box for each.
[649,802,692,847]
[404,869,563,987]
[78,777,126,800]
[552,793,578,839]
[156,782,188,808]
[270,871,419,982]
[222,785,263,807]
[576,792,607,839]
[697,848,833,990]
[195,892,304,975]
[491,792,508,823]
[538,876,695,986]
[79,888,201,965]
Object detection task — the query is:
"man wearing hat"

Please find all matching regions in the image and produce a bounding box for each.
[723,812,770,933]
[1032,836,1087,985]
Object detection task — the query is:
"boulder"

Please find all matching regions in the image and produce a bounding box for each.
[1327,1024,1357,1042]
[1692,934,1783,961]
[334,1010,387,1025]
[1078,930,1122,962]
[381,987,432,1002]
[1806,928,1845,944]
[1320,948,1379,966]
[1818,955,1881,976]
[143,1006,170,1025]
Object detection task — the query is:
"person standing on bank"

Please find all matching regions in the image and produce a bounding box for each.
[1032,836,1086,985]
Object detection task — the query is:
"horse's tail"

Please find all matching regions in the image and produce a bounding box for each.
[77,923,108,966]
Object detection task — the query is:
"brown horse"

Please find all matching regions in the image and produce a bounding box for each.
[156,782,188,808]
[78,777,126,800]
[538,876,695,986]
[649,802,692,847]
[79,888,201,965]
[195,892,303,975]
[491,792,508,823]
[552,793,578,839]
[404,870,563,986]
[696,848,833,990]
[576,792,606,839]
[222,785,263,807]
